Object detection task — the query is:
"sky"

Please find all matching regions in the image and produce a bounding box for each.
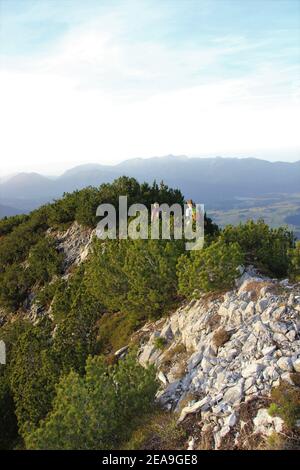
[0,0,299,176]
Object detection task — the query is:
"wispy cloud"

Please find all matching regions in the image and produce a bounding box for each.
[0,0,299,175]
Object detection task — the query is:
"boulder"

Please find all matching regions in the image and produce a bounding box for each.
[256,299,269,314]
[139,344,158,366]
[262,345,276,356]
[178,397,210,423]
[158,371,168,386]
[223,382,243,405]
[292,357,300,373]
[277,356,293,371]
[160,323,173,340]
[242,362,265,378]
[253,408,284,436]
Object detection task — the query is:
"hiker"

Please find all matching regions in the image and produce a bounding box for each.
[151,202,160,223]
[185,199,194,225]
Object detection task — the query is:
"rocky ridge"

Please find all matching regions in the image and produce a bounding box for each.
[136,268,300,449]
[48,221,95,273]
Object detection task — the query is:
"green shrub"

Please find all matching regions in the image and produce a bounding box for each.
[177,239,244,298]
[0,374,19,449]
[123,239,185,320]
[268,382,300,429]
[87,238,185,322]
[153,337,167,350]
[86,239,129,313]
[0,263,33,311]
[0,214,29,237]
[9,322,59,433]
[24,353,158,450]
[34,278,61,309]
[28,237,63,285]
[96,311,137,354]
[123,410,187,450]
[289,241,300,281]
[53,296,101,375]
[220,220,294,277]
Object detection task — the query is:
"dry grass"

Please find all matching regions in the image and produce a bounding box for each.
[269,381,300,429]
[197,426,214,450]
[160,342,187,370]
[200,291,226,308]
[122,410,187,450]
[237,397,270,450]
[290,372,300,387]
[213,327,231,348]
[176,392,198,415]
[172,359,187,380]
[266,432,300,450]
[242,281,274,301]
[206,312,221,331]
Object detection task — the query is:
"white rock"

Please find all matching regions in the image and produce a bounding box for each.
[242,334,257,354]
[246,384,258,395]
[292,357,300,372]
[220,424,231,437]
[214,431,222,449]
[160,323,173,340]
[288,293,295,306]
[270,321,288,334]
[242,362,265,378]
[224,412,237,428]
[272,306,286,320]
[253,320,268,335]
[253,408,284,436]
[187,350,203,371]
[273,332,288,344]
[114,345,129,357]
[244,376,256,391]
[244,301,256,316]
[223,382,243,405]
[281,372,294,385]
[262,345,276,356]
[158,370,168,386]
[286,330,296,342]
[256,299,269,314]
[187,436,195,450]
[201,357,214,373]
[139,344,157,366]
[170,316,180,336]
[178,397,210,423]
[0,340,5,365]
[277,356,293,371]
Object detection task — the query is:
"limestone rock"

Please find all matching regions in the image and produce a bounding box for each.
[292,357,300,372]
[277,356,293,371]
[178,397,210,423]
[135,267,300,449]
[223,382,243,405]
[253,408,284,436]
[242,362,265,378]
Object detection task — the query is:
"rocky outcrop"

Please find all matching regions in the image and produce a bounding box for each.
[27,222,95,322]
[137,268,300,449]
[48,221,95,274]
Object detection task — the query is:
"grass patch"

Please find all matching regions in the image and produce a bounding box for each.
[96,311,139,353]
[268,382,300,429]
[121,409,187,450]
[153,337,167,350]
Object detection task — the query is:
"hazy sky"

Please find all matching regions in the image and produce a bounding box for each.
[0,0,299,176]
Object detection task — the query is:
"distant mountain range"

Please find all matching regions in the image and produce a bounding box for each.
[1,155,300,232]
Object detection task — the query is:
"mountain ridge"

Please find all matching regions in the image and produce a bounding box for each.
[1,156,300,236]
